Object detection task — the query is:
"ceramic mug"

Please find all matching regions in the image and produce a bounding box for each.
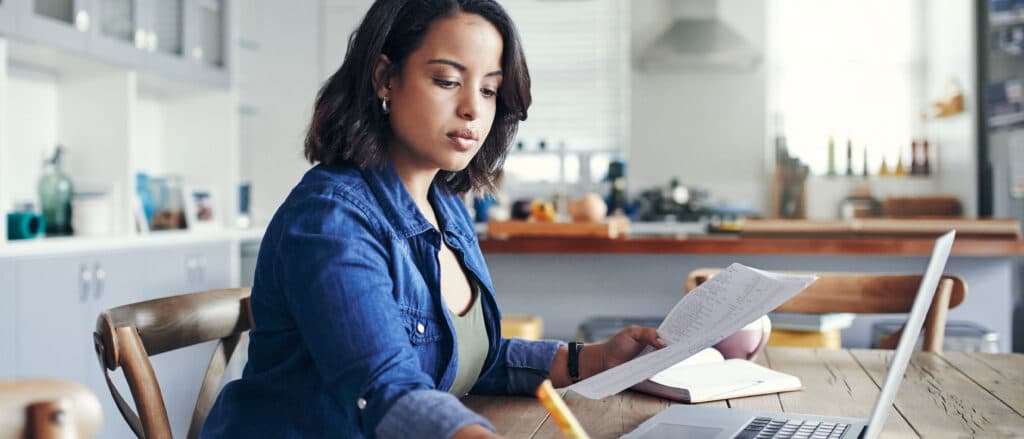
[72,193,113,236]
[713,315,772,361]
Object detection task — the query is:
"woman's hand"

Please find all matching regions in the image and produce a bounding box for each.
[548,326,666,387]
[601,325,666,369]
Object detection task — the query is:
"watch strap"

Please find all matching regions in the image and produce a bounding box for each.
[568,341,584,383]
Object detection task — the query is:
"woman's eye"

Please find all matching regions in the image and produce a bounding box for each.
[481,88,497,98]
[434,79,458,89]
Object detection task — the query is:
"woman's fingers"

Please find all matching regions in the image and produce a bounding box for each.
[625,326,666,349]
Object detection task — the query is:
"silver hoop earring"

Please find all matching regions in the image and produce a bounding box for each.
[382,98,390,115]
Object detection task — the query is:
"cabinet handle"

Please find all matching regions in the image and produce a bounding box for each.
[148,31,159,52]
[74,10,90,32]
[79,264,92,303]
[187,257,199,285]
[93,263,106,300]
[199,256,208,286]
[134,28,146,49]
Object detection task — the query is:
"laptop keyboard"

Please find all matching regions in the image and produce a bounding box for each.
[734,417,851,439]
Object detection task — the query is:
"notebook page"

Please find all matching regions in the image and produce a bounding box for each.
[568,263,816,399]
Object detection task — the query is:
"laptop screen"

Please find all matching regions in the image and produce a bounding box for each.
[862,230,955,439]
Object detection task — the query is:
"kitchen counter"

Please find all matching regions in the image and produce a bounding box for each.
[479,235,1024,256]
[480,232,1022,351]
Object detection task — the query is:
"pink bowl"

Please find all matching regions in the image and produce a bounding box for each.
[713,315,772,361]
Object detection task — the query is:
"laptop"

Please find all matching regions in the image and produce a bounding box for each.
[623,230,956,439]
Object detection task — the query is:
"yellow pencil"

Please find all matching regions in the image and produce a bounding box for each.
[535,379,591,439]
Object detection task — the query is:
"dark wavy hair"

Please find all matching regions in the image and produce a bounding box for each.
[304,0,530,194]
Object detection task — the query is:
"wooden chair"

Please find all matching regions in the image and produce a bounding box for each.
[0,379,102,438]
[686,269,967,353]
[92,288,252,439]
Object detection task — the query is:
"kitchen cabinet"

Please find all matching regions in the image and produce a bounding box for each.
[89,0,145,67]
[142,241,232,438]
[0,258,13,378]
[0,0,238,247]
[3,0,230,86]
[142,0,230,87]
[0,0,16,32]
[16,0,91,53]
[11,241,234,437]
[14,250,143,438]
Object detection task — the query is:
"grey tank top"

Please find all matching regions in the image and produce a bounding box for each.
[446,282,489,397]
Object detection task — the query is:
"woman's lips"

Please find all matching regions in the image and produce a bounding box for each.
[447,134,477,151]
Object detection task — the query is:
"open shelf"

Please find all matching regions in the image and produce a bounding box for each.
[991,10,1024,27]
[990,111,1024,129]
[0,36,239,247]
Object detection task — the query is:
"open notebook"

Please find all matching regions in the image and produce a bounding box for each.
[631,348,802,403]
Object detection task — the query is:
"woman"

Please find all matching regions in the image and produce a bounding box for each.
[202,1,664,437]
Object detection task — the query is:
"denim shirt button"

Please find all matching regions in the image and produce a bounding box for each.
[416,322,426,334]
[357,398,367,410]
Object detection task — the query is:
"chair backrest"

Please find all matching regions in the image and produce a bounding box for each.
[0,379,102,438]
[93,288,252,439]
[685,269,967,353]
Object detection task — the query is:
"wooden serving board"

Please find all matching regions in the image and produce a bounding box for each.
[742,218,1021,239]
[487,217,630,239]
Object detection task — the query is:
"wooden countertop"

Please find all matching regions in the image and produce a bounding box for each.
[478,235,1024,256]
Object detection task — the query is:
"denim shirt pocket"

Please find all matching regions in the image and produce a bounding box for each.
[399,307,447,383]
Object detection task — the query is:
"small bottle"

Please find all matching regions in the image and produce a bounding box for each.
[827,135,837,176]
[845,138,854,176]
[774,114,788,164]
[38,145,74,236]
[910,140,920,175]
[879,156,891,176]
[921,140,931,175]
[895,154,907,176]
[605,160,627,215]
[862,146,869,177]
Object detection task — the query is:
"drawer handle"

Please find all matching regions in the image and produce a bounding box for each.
[78,264,92,303]
[93,264,105,300]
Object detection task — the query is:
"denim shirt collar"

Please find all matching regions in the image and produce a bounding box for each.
[360,161,472,242]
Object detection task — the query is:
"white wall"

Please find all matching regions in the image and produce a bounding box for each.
[924,0,978,217]
[238,0,323,224]
[5,68,58,209]
[629,0,768,212]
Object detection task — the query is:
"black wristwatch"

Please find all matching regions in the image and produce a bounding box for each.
[568,341,584,383]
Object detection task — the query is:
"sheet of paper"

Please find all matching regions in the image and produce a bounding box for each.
[567,263,817,399]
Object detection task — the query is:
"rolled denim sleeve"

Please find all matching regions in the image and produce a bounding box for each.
[376,390,494,438]
[275,186,486,438]
[472,337,564,395]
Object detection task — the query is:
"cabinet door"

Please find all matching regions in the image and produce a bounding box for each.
[87,251,149,439]
[0,0,17,33]
[136,0,190,81]
[142,245,221,437]
[90,0,144,66]
[0,259,14,378]
[190,241,230,290]
[13,254,92,384]
[181,0,229,86]
[18,0,92,52]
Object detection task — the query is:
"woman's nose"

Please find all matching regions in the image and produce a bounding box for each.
[457,90,480,121]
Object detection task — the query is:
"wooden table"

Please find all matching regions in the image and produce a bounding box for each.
[464,348,1024,438]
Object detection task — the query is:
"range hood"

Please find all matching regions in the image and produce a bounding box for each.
[636,0,761,73]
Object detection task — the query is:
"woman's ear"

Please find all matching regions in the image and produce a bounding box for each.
[373,54,392,99]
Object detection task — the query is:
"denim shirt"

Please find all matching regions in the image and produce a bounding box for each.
[201,162,563,438]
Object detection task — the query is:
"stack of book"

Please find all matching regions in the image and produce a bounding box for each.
[767,312,856,349]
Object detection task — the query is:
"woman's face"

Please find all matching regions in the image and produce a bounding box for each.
[382,12,504,174]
